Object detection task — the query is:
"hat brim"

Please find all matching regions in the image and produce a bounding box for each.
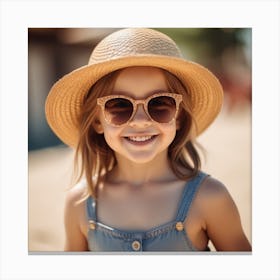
[45,55,223,147]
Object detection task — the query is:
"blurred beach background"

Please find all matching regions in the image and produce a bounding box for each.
[28,28,252,252]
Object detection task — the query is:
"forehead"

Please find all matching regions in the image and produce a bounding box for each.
[113,66,168,97]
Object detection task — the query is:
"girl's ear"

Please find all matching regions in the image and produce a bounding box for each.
[176,119,181,130]
[92,118,104,134]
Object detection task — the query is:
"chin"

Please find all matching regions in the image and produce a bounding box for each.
[124,150,168,165]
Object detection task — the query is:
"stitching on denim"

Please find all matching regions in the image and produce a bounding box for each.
[182,173,209,222]
[94,221,177,240]
[86,196,97,220]
[95,223,145,240]
[145,223,175,239]
[176,172,205,220]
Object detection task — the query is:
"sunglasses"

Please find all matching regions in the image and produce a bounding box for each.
[97,92,182,127]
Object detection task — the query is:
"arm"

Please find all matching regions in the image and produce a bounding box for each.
[64,186,89,251]
[201,177,251,251]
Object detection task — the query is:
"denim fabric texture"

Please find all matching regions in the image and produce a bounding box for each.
[86,171,209,252]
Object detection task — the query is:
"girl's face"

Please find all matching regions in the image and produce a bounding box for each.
[96,66,178,164]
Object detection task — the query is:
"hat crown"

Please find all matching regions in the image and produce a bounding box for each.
[88,28,183,64]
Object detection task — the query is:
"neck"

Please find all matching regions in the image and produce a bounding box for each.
[107,152,177,186]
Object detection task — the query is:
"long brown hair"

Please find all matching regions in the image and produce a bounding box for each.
[74,67,201,200]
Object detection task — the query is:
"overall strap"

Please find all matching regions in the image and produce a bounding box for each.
[86,195,97,221]
[176,171,209,221]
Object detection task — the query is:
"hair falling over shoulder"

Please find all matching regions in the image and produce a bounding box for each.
[74,68,201,201]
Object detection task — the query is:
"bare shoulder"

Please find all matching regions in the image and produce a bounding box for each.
[197,175,239,221]
[64,180,89,251]
[197,176,232,204]
[196,175,251,251]
[64,180,89,231]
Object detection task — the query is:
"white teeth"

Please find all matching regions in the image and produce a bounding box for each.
[128,135,153,142]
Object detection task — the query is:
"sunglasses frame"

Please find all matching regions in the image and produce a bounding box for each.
[97,92,183,127]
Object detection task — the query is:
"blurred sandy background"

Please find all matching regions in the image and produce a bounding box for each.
[28,105,251,252]
[28,28,252,252]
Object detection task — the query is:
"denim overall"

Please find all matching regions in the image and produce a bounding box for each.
[86,171,209,252]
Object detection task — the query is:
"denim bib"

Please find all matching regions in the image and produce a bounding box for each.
[86,171,209,252]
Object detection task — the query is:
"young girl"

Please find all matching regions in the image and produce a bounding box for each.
[45,28,251,252]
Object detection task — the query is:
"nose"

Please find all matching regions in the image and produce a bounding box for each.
[129,104,152,127]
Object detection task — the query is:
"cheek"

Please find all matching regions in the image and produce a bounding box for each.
[160,122,177,141]
[102,124,122,147]
[160,121,177,146]
[98,110,124,143]
[103,128,115,144]
[169,126,177,142]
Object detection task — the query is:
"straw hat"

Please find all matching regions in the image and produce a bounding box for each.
[45,28,223,147]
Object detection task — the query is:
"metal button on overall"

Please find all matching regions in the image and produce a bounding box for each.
[89,220,96,230]
[175,222,184,231]
[132,240,141,251]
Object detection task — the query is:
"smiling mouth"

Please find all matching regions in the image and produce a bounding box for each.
[124,135,157,144]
